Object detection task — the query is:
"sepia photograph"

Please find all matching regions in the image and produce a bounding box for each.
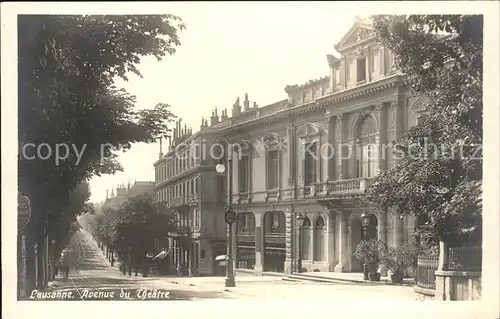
[2,2,499,319]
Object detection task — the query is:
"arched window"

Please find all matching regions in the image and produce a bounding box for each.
[313,217,326,261]
[301,217,312,260]
[356,116,378,178]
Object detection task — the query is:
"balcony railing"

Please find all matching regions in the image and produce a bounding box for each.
[306,177,374,197]
[447,245,482,271]
[170,196,199,207]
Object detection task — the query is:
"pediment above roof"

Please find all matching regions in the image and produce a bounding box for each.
[335,20,375,53]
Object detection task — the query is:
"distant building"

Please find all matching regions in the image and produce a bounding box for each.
[102,181,155,211]
[153,114,231,276]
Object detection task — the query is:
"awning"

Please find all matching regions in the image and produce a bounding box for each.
[215,254,228,261]
[152,250,169,260]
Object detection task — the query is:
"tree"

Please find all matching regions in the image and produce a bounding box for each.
[367,15,482,246]
[94,193,183,268]
[18,15,184,290]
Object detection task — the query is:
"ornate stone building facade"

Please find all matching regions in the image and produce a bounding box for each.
[153,113,233,276]
[155,18,428,276]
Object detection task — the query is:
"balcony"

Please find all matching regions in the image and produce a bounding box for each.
[169,196,199,209]
[302,177,375,199]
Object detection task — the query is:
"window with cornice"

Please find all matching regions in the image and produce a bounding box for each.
[357,57,367,82]
[356,116,378,178]
[266,150,279,190]
[239,155,250,193]
[335,68,341,85]
[304,142,317,186]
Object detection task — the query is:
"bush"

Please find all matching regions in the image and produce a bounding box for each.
[354,239,387,270]
[382,241,420,274]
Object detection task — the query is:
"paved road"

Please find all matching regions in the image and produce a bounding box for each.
[38,230,233,301]
[36,229,418,301]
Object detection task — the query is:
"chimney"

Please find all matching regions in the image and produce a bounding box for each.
[200,117,207,130]
[232,97,241,117]
[243,93,250,111]
[221,109,229,122]
[253,102,258,108]
[210,107,220,126]
[106,189,109,199]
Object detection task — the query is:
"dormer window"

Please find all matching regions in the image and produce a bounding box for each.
[357,57,367,82]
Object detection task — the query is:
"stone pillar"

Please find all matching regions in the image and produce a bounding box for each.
[393,99,404,247]
[327,210,336,271]
[347,216,353,271]
[336,114,347,179]
[254,212,264,275]
[309,226,314,261]
[377,210,388,275]
[374,103,387,173]
[335,212,347,272]
[188,243,193,276]
[284,209,293,275]
[393,211,404,247]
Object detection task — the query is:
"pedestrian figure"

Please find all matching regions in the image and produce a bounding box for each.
[63,264,70,279]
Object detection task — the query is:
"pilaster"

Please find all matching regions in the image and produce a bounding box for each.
[327,210,336,271]
[254,212,264,275]
[334,211,347,272]
[392,99,404,246]
[284,209,293,275]
[336,114,347,179]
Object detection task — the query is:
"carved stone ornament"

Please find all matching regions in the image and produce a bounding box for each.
[355,45,364,57]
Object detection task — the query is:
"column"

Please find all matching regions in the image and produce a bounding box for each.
[188,243,193,276]
[393,99,404,246]
[309,226,314,261]
[347,216,353,271]
[324,115,335,182]
[254,212,264,275]
[336,115,345,179]
[335,212,347,272]
[284,208,293,275]
[327,210,336,271]
[374,103,387,173]
[377,210,388,275]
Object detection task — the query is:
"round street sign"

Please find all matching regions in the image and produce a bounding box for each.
[224,209,236,225]
[18,195,31,231]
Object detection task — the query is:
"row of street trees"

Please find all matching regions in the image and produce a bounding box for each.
[90,194,188,276]
[18,15,184,295]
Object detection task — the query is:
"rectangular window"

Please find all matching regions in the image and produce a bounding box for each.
[266,150,279,190]
[335,68,341,85]
[371,49,379,72]
[357,58,367,82]
[304,143,317,186]
[239,155,250,193]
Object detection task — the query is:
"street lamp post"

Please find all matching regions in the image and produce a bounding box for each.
[51,239,56,280]
[215,137,236,287]
[128,246,132,277]
[360,212,371,281]
[296,213,305,273]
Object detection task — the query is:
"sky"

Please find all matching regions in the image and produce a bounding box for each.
[89,3,359,203]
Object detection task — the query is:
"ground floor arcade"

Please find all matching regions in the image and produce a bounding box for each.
[232,199,416,275]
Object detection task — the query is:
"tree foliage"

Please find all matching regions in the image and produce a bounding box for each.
[94,194,184,260]
[18,15,184,245]
[367,15,482,245]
